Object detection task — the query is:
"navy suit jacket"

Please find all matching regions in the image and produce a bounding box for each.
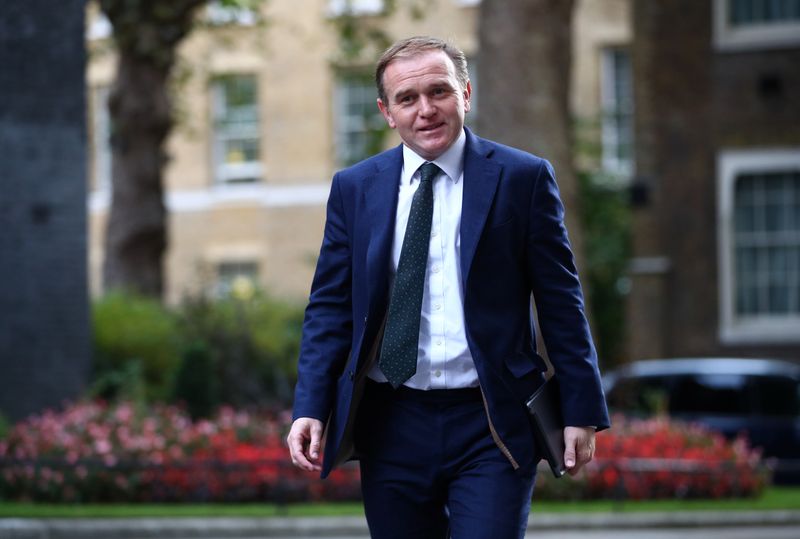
[293,128,610,478]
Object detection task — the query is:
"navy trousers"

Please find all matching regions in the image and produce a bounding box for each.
[355,381,537,539]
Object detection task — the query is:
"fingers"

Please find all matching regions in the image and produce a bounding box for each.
[563,426,596,476]
[287,417,324,472]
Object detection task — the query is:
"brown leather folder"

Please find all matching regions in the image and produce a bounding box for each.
[525,376,567,478]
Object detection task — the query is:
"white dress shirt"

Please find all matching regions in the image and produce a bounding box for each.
[369,130,478,389]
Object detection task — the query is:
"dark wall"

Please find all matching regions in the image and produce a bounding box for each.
[629,0,717,358]
[629,0,800,361]
[0,0,90,421]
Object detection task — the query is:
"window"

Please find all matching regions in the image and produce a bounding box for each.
[206,0,258,26]
[211,75,262,184]
[714,0,800,50]
[91,85,111,192]
[600,48,634,178]
[334,72,385,166]
[216,261,259,298]
[327,0,384,17]
[718,149,800,343]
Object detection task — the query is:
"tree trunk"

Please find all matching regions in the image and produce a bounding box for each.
[99,0,206,298]
[476,0,586,274]
[102,54,171,297]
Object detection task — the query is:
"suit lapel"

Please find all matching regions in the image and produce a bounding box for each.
[460,130,502,283]
[364,146,403,313]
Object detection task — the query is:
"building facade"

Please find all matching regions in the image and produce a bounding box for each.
[626,0,800,361]
[86,0,632,305]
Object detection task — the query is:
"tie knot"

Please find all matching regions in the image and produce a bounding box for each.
[418,162,441,183]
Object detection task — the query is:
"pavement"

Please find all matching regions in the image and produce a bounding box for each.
[2,510,800,539]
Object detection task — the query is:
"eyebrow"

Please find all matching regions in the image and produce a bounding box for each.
[392,79,455,102]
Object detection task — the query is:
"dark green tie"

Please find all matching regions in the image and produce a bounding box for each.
[379,162,441,388]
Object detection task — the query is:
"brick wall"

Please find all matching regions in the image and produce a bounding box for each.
[627,0,800,362]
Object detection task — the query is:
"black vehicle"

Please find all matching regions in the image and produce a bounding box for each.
[603,358,800,483]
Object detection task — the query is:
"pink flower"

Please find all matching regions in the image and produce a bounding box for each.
[94,439,112,454]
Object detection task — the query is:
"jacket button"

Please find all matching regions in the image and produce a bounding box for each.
[349,370,355,380]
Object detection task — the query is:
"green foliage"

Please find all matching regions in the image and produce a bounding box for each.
[92,292,182,402]
[172,341,218,419]
[578,172,632,367]
[176,292,303,409]
[90,290,304,411]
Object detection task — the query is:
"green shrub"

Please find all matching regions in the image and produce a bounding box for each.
[92,292,182,402]
[172,341,218,419]
[90,290,303,410]
[176,291,304,409]
[578,172,631,367]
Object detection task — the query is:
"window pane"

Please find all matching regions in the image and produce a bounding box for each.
[212,75,261,183]
[224,138,259,164]
[669,374,749,415]
[216,261,259,297]
[334,72,385,166]
[733,170,800,317]
[729,0,800,26]
[601,48,634,176]
[750,376,800,416]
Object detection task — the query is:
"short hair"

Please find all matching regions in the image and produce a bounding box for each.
[375,36,469,104]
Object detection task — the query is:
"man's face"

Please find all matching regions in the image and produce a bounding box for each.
[377,50,471,161]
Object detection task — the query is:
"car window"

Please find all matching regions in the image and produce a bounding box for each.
[749,375,800,417]
[608,372,800,418]
[668,374,749,415]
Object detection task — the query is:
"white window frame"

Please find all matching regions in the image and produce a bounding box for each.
[600,47,634,179]
[713,0,800,51]
[717,148,800,344]
[210,74,263,185]
[334,72,385,166]
[327,0,384,17]
[205,0,258,26]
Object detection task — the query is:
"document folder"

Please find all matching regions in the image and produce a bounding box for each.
[525,376,567,478]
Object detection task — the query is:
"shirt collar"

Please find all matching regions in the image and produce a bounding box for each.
[401,129,466,185]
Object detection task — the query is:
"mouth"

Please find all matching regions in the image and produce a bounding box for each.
[418,122,445,133]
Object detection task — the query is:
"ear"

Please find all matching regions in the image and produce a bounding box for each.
[377,98,397,129]
[463,80,472,113]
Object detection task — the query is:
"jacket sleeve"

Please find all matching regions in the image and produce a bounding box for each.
[292,173,354,423]
[526,160,610,431]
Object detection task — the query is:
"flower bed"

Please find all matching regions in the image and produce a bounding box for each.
[535,415,769,500]
[0,401,358,503]
[1,404,767,503]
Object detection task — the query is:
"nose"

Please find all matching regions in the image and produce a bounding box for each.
[418,95,435,117]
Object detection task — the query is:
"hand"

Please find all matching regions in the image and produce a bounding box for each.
[287,417,324,472]
[563,426,596,476]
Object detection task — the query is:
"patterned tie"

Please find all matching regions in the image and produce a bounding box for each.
[379,162,441,388]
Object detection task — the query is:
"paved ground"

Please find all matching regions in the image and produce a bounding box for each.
[2,511,800,538]
[116,532,800,539]
[527,526,800,539]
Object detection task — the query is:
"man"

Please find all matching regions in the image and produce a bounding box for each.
[288,36,609,538]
